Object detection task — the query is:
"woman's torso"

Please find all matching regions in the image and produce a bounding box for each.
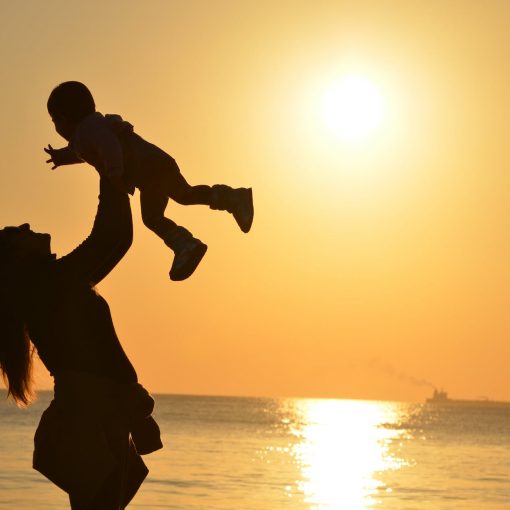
[25,261,137,384]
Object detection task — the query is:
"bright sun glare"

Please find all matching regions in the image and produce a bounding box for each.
[293,400,405,509]
[321,75,384,142]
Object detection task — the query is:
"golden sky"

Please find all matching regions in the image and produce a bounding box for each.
[2,0,510,401]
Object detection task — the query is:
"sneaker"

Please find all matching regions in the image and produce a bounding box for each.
[169,237,208,281]
[231,188,254,233]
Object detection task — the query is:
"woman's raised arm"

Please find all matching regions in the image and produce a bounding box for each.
[56,178,133,286]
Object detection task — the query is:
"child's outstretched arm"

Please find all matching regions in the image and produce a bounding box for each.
[44,144,82,169]
[44,140,130,194]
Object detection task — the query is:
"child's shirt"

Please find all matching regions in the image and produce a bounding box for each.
[57,112,171,194]
[71,112,133,179]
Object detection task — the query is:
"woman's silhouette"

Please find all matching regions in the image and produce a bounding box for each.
[0,178,161,509]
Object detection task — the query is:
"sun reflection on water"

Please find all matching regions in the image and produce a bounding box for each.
[289,399,408,510]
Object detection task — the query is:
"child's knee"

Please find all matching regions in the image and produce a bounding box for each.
[122,230,133,252]
[141,211,164,231]
[170,187,190,205]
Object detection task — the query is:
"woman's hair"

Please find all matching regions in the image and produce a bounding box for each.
[0,228,34,406]
[47,81,96,122]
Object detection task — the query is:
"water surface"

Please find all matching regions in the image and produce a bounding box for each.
[1,393,509,509]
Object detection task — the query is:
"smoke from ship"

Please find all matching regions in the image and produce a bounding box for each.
[369,357,437,390]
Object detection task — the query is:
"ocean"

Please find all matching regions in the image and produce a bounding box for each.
[1,392,509,509]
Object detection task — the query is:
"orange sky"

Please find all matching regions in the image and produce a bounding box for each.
[2,0,510,402]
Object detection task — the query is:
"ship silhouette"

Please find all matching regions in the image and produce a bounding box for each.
[426,389,510,406]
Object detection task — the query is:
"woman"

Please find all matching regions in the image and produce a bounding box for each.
[0,178,162,509]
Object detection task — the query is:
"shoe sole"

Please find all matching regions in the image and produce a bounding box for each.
[236,188,254,233]
[169,242,208,281]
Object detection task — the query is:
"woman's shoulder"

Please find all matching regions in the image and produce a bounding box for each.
[32,256,91,291]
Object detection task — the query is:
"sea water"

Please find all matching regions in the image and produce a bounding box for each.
[1,392,509,509]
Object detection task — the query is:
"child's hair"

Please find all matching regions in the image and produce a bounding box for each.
[47,81,95,122]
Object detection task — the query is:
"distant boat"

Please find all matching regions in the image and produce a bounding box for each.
[426,389,510,406]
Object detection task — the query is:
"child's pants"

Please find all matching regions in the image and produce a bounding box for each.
[138,156,212,243]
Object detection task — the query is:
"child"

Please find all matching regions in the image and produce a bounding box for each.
[45,81,253,281]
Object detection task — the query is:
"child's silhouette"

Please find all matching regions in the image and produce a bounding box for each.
[45,81,254,281]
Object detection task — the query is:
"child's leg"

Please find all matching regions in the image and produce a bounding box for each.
[160,163,212,206]
[161,159,254,233]
[140,188,207,281]
[140,188,178,240]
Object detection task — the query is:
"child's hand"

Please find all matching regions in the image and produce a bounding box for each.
[44,145,82,169]
[44,144,64,169]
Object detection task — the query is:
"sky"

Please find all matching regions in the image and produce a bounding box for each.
[2,0,510,402]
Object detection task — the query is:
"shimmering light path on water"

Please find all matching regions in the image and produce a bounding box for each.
[1,393,510,509]
[291,400,407,509]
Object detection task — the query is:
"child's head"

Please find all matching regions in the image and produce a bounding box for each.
[47,81,95,121]
[47,82,95,139]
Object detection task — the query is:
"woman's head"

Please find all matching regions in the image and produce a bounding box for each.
[0,224,49,406]
[0,224,52,267]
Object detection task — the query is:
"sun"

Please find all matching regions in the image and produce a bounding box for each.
[321,75,384,142]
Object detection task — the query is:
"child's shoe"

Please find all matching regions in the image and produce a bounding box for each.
[230,187,254,233]
[169,235,208,281]
[210,185,254,233]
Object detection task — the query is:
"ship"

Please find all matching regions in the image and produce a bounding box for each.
[426,389,510,406]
